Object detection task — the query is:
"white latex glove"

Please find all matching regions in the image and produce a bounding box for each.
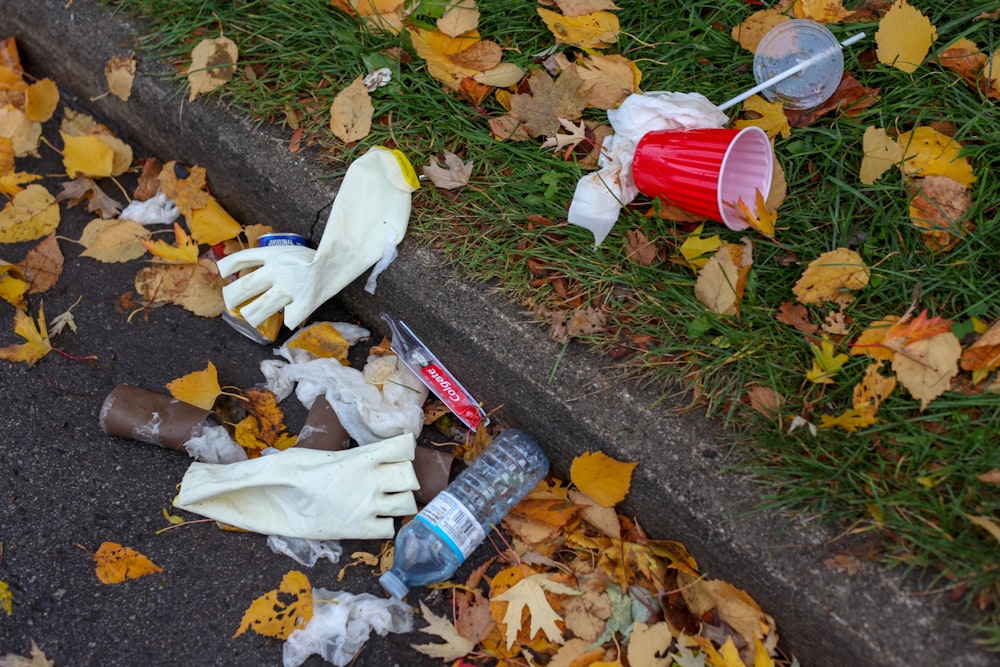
[216,147,420,329]
[173,433,420,539]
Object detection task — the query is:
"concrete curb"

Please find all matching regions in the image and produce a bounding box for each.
[4,2,992,665]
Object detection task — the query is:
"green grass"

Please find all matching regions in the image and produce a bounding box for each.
[106,0,1000,641]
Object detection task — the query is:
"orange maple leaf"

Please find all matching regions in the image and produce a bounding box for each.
[880,309,953,350]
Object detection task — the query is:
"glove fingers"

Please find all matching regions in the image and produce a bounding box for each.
[215,247,272,278]
[377,459,421,493]
[240,289,293,327]
[374,490,418,517]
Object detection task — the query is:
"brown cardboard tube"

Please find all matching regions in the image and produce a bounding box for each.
[99,385,221,451]
[296,395,350,452]
[413,446,455,506]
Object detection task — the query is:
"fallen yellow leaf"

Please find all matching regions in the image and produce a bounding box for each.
[0,304,51,367]
[792,248,869,306]
[0,184,60,243]
[187,34,238,102]
[570,450,638,507]
[805,337,848,384]
[875,0,936,73]
[234,570,313,639]
[90,541,163,584]
[694,239,754,316]
[536,8,619,50]
[166,361,222,410]
[187,196,243,246]
[734,94,791,139]
[859,126,903,185]
[141,222,200,264]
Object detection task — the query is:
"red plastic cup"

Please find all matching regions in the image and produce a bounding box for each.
[632,126,773,231]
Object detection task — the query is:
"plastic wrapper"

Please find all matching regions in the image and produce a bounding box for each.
[119,190,179,226]
[265,355,427,446]
[267,535,343,567]
[283,589,413,667]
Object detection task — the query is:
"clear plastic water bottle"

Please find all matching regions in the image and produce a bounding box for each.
[379,428,549,599]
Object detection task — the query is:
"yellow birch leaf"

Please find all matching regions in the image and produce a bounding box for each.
[141,222,199,264]
[819,408,878,432]
[166,361,222,410]
[61,133,114,179]
[90,541,163,584]
[852,361,896,415]
[78,218,151,263]
[61,110,133,177]
[0,260,28,309]
[0,106,41,156]
[875,0,936,73]
[734,94,791,139]
[792,248,869,306]
[694,239,754,316]
[492,573,580,648]
[474,62,526,88]
[892,331,960,410]
[234,570,313,639]
[679,224,722,271]
[407,27,483,91]
[285,321,351,361]
[187,35,238,102]
[0,305,51,368]
[859,126,903,185]
[732,9,791,53]
[570,451,638,507]
[438,0,480,37]
[536,8,619,50]
[187,196,243,246]
[897,126,975,186]
[0,184,60,243]
[25,78,59,122]
[329,75,374,143]
[105,55,137,101]
[805,337,848,384]
[793,0,853,23]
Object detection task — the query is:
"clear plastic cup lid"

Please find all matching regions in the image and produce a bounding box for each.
[752,19,843,110]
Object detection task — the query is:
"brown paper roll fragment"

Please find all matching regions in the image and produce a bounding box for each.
[412,446,455,506]
[295,395,351,451]
[99,385,221,451]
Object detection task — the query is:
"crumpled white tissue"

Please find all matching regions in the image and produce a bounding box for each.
[283,589,413,667]
[567,91,729,246]
[182,423,248,464]
[119,190,180,226]
[264,354,427,446]
[267,535,343,567]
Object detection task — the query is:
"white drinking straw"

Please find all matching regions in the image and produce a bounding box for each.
[718,32,866,111]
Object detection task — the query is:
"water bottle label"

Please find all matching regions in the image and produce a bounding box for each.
[416,491,486,559]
